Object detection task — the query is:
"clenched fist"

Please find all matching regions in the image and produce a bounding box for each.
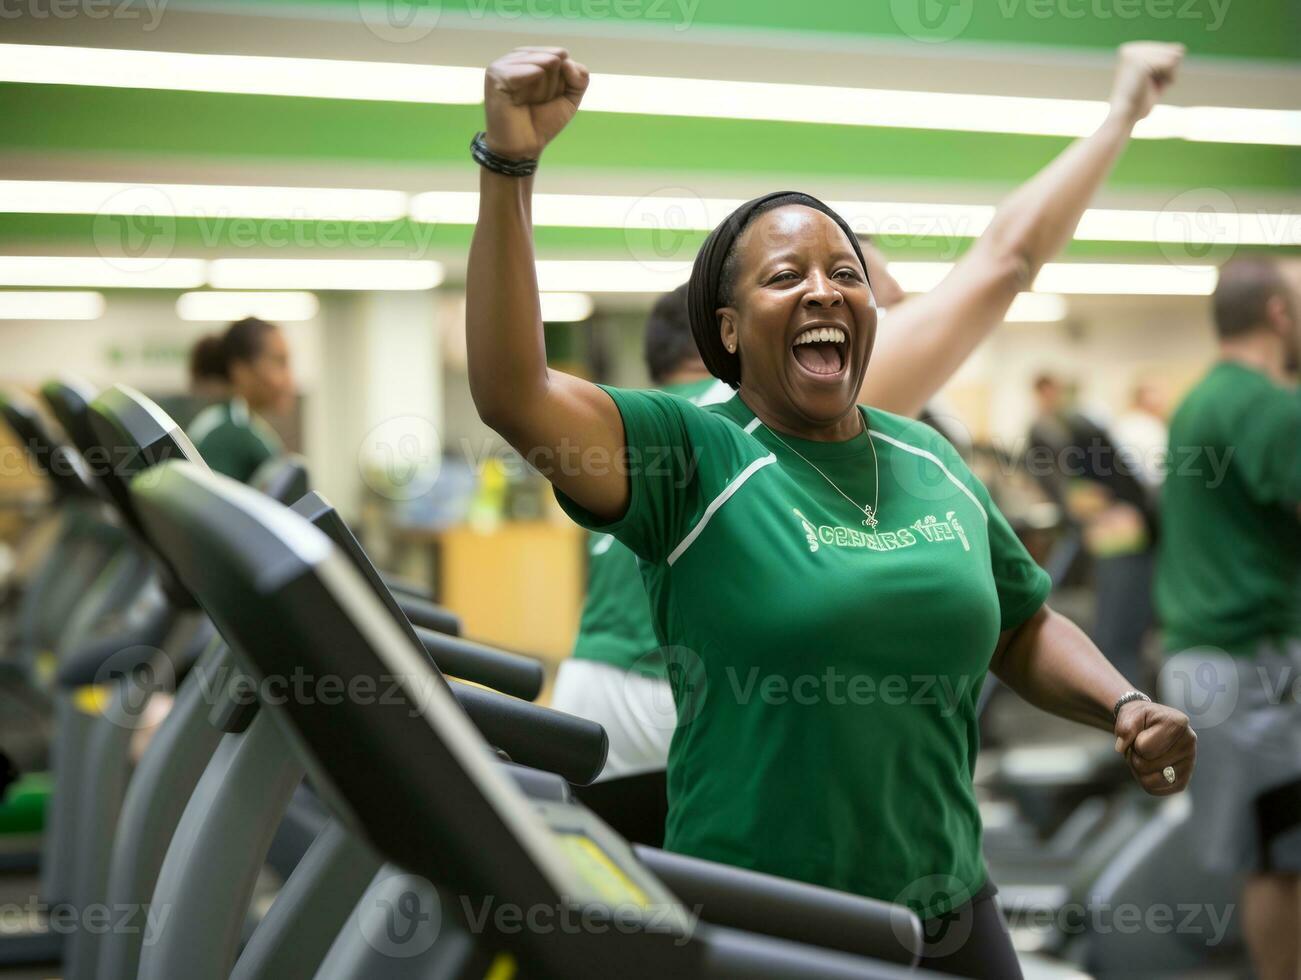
[1109,41,1185,126]
[1114,699,1196,796]
[483,47,590,161]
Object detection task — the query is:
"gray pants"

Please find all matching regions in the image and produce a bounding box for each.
[1160,639,1301,875]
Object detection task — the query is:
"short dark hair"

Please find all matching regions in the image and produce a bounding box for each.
[189,334,227,385]
[1213,258,1291,339]
[194,317,278,382]
[643,285,698,384]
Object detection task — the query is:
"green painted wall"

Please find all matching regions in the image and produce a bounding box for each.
[205,0,1300,62]
[3,84,1298,192]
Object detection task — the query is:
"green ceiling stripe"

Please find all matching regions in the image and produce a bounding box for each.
[0,213,1292,264]
[206,0,1301,62]
[3,85,1298,192]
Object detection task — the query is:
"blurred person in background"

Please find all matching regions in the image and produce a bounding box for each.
[187,333,230,403]
[1111,379,1170,491]
[1027,372,1158,686]
[555,40,1189,778]
[1156,257,1301,980]
[187,317,294,482]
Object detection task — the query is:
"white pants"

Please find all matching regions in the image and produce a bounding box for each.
[550,660,674,780]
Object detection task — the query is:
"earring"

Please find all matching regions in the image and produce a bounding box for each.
[727,344,735,353]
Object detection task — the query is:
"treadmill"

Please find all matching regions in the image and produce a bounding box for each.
[134,459,934,979]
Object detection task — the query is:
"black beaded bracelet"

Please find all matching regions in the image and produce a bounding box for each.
[470,132,538,177]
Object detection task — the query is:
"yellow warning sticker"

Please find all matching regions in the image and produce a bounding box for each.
[72,685,110,716]
[483,952,516,980]
[556,833,651,909]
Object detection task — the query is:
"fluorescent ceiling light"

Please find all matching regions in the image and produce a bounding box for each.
[1003,293,1067,322]
[534,260,692,294]
[176,291,320,322]
[2,44,1296,147]
[537,259,1215,296]
[0,44,480,104]
[208,259,443,290]
[0,256,206,289]
[5,181,1295,248]
[539,292,595,322]
[1033,262,1217,295]
[0,181,407,222]
[0,290,104,320]
[411,190,1301,246]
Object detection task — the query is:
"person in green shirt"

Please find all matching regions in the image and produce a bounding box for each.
[1155,258,1301,980]
[467,47,1195,978]
[554,40,1192,782]
[187,317,295,483]
[551,286,733,775]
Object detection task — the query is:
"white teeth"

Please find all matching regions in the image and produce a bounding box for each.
[793,327,846,346]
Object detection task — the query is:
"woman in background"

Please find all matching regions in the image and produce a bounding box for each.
[187,317,295,482]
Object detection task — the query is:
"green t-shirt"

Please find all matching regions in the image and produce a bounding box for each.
[188,398,283,484]
[1156,361,1301,655]
[571,378,732,679]
[556,387,1051,917]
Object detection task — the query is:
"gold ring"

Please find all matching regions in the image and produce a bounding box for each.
[1162,766,1176,784]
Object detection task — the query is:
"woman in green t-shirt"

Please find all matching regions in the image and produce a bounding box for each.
[187,317,295,483]
[466,48,1196,978]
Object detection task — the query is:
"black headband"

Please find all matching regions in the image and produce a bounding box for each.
[686,191,869,388]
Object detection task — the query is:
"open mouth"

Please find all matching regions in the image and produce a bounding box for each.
[791,325,848,378]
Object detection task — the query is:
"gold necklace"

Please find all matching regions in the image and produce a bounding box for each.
[761,414,881,529]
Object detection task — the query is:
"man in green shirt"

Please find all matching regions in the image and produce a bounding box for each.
[1156,257,1301,980]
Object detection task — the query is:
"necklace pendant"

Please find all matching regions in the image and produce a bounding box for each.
[862,507,878,529]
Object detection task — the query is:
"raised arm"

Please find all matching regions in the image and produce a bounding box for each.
[467,48,629,521]
[863,42,1185,417]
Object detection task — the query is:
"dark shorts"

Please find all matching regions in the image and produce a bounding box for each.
[918,880,1023,980]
